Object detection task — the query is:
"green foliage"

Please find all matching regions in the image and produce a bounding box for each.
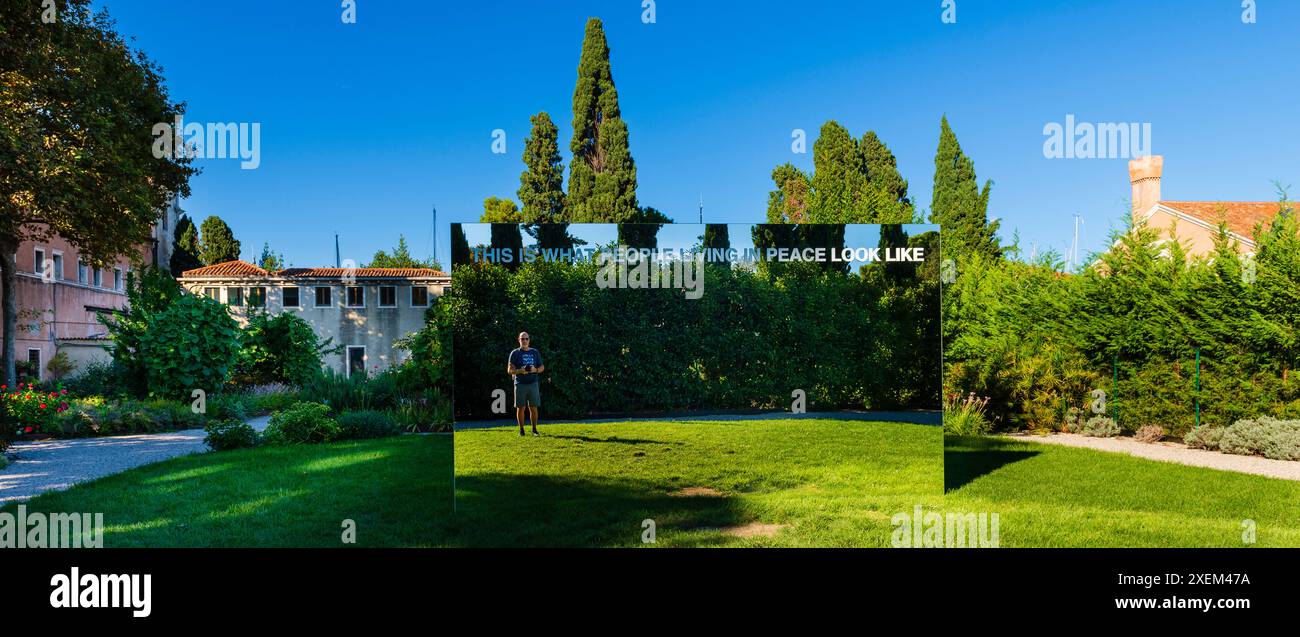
[943,392,992,436]
[262,401,340,445]
[567,18,638,222]
[99,266,183,397]
[54,397,203,438]
[139,295,240,400]
[1183,426,1224,451]
[766,124,913,225]
[367,235,437,269]
[0,0,195,386]
[1080,415,1120,437]
[337,410,401,440]
[233,311,333,386]
[517,112,573,251]
[298,369,401,412]
[930,116,1000,259]
[204,419,259,451]
[256,242,285,271]
[198,216,241,265]
[1218,416,1300,461]
[617,206,672,250]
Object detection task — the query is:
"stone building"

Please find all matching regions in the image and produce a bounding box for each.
[177,261,450,377]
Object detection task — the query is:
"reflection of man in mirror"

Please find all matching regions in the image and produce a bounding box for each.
[507,331,545,436]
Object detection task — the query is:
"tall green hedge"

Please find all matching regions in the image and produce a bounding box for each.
[446,240,941,419]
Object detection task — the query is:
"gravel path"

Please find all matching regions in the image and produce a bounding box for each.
[1004,432,1300,482]
[0,415,273,504]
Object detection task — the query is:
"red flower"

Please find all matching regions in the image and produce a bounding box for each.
[24,426,32,433]
[60,389,68,395]
[39,403,47,409]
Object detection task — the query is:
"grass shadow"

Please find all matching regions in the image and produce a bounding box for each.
[450,472,751,547]
[544,434,679,446]
[944,435,1039,492]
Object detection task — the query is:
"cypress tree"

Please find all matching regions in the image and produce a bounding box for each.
[450,223,472,269]
[618,206,671,250]
[860,131,914,223]
[568,17,638,222]
[809,121,866,222]
[930,116,1001,258]
[170,214,203,275]
[517,112,573,251]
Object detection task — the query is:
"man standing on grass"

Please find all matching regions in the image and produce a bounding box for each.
[507,331,545,436]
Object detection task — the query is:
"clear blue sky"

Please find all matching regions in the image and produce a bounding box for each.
[97,0,1300,268]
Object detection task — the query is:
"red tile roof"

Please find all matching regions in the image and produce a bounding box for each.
[181,261,447,279]
[181,260,269,278]
[278,267,447,279]
[1160,201,1292,239]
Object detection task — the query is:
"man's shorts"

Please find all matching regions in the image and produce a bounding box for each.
[515,382,541,408]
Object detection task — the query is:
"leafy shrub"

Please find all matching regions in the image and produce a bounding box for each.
[1218,417,1300,461]
[139,295,240,400]
[204,419,259,451]
[1080,416,1119,438]
[206,394,254,421]
[299,370,401,412]
[253,391,299,414]
[53,398,202,438]
[233,311,337,386]
[338,410,401,439]
[1184,426,1224,451]
[1134,425,1165,443]
[99,266,184,397]
[61,359,130,399]
[943,391,992,436]
[262,402,340,445]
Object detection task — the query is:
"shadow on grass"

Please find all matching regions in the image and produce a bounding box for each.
[6,436,452,548]
[449,472,751,547]
[544,434,679,446]
[944,435,1039,493]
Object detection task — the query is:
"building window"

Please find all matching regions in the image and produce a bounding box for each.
[314,286,333,307]
[27,348,42,381]
[248,286,266,308]
[378,286,397,307]
[78,259,87,284]
[283,286,300,308]
[113,268,123,291]
[204,287,220,300]
[228,287,244,306]
[34,248,45,276]
[411,286,429,307]
[52,253,64,281]
[346,346,367,378]
[345,286,364,308]
[93,268,102,287]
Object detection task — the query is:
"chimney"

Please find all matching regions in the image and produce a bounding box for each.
[1129,155,1163,221]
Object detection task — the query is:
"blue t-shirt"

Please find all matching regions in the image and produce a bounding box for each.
[509,348,543,385]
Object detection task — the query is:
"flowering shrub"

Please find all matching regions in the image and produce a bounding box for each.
[943,391,993,436]
[1,384,70,444]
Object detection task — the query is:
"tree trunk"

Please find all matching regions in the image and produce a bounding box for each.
[1,240,17,387]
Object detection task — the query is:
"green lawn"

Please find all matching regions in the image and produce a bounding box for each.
[451,419,943,547]
[4,435,451,548]
[945,436,1300,547]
